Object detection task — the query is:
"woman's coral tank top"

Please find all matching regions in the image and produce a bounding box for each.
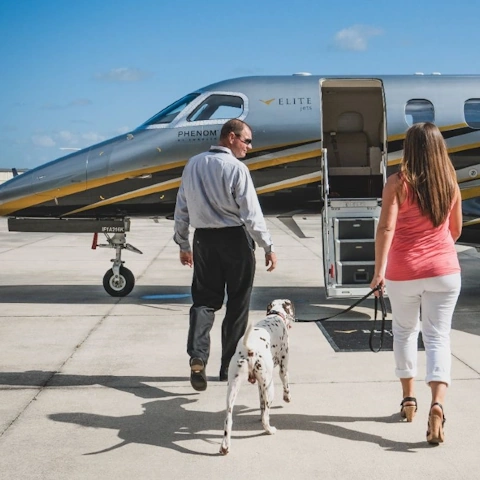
[385,183,460,281]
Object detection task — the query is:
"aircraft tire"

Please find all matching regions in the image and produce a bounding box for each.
[103,266,135,297]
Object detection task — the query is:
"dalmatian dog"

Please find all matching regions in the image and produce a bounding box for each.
[219,299,295,455]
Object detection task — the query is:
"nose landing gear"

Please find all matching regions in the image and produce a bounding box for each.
[93,232,143,297]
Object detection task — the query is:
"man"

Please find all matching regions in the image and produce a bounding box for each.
[173,119,277,391]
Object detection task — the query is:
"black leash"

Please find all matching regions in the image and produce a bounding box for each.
[369,289,388,353]
[295,285,388,352]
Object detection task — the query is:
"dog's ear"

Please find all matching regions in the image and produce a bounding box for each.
[283,300,294,317]
[266,302,273,314]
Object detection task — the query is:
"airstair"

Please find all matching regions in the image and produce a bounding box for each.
[322,195,380,298]
[319,78,387,298]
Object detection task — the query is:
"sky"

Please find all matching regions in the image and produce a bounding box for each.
[0,0,478,170]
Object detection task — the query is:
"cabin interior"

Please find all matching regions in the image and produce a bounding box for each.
[321,79,386,199]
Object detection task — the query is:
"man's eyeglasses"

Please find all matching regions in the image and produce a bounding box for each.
[235,134,252,145]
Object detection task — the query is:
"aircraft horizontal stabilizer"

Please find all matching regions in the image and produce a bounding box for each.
[277,215,312,239]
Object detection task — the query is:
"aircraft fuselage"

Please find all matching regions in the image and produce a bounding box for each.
[1,74,480,232]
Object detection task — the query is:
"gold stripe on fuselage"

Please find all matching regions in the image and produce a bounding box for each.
[245,148,322,171]
[388,142,480,168]
[64,177,183,216]
[463,217,480,226]
[256,172,322,195]
[0,160,187,216]
[460,184,480,201]
[1,141,321,216]
[387,123,468,143]
[62,145,322,216]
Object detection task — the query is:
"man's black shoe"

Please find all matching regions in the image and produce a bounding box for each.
[190,358,207,391]
[219,365,229,382]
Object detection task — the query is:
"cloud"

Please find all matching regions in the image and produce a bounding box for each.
[41,98,93,110]
[32,135,56,147]
[40,103,63,110]
[81,132,105,143]
[57,130,77,144]
[230,66,264,76]
[115,126,130,135]
[68,98,93,107]
[31,130,106,150]
[94,67,153,82]
[71,119,93,125]
[332,25,384,52]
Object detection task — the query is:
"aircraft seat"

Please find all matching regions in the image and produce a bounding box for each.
[327,111,369,171]
[369,146,382,174]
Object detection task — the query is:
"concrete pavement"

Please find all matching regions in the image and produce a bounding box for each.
[0,216,479,480]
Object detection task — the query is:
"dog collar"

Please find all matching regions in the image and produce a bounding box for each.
[267,310,286,321]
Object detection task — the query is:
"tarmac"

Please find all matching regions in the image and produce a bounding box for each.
[0,216,479,480]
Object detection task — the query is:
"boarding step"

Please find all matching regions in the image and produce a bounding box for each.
[336,261,375,285]
[334,217,376,239]
[335,239,375,262]
[323,198,381,298]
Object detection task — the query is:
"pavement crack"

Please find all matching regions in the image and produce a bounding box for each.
[452,353,480,376]
[0,307,118,439]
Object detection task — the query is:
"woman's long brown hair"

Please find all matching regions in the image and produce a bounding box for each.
[400,122,457,227]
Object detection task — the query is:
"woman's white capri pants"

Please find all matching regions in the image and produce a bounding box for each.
[385,273,461,386]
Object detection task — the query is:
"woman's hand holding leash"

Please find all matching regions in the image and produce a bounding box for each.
[370,274,385,297]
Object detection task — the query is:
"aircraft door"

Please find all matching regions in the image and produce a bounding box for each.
[321,147,332,291]
[321,147,329,200]
[319,78,385,297]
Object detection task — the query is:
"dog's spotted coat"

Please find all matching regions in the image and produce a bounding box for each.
[219,299,295,455]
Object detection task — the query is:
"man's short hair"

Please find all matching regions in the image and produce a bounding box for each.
[220,119,251,140]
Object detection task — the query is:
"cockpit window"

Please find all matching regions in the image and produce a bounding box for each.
[187,95,244,122]
[141,93,200,126]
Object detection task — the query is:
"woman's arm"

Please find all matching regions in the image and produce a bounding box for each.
[449,184,463,242]
[370,174,400,290]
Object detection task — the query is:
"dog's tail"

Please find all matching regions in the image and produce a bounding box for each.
[242,323,254,354]
[242,323,257,383]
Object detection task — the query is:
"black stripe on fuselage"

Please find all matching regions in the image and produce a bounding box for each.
[9,140,323,218]
[387,126,478,154]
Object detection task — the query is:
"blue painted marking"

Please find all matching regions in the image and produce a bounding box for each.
[141,294,191,300]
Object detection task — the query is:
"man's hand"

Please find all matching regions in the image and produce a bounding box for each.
[179,250,193,267]
[265,252,277,272]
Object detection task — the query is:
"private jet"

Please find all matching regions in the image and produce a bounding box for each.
[1,73,479,297]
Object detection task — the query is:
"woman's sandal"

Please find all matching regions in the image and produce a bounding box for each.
[400,396,417,422]
[427,402,446,444]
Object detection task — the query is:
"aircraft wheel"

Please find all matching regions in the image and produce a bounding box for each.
[103,266,135,297]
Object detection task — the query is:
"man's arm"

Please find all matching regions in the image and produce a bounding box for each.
[235,166,276,270]
[173,182,191,252]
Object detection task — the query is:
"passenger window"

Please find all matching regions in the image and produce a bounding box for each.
[188,95,244,122]
[464,99,480,129]
[405,99,435,126]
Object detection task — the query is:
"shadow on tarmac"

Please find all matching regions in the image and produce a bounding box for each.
[0,371,194,399]
[48,396,434,456]
[1,283,477,335]
[0,284,480,335]
[0,370,435,455]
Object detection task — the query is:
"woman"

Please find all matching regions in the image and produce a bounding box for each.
[370,122,462,444]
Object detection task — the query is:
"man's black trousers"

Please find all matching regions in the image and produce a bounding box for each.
[187,226,256,370]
